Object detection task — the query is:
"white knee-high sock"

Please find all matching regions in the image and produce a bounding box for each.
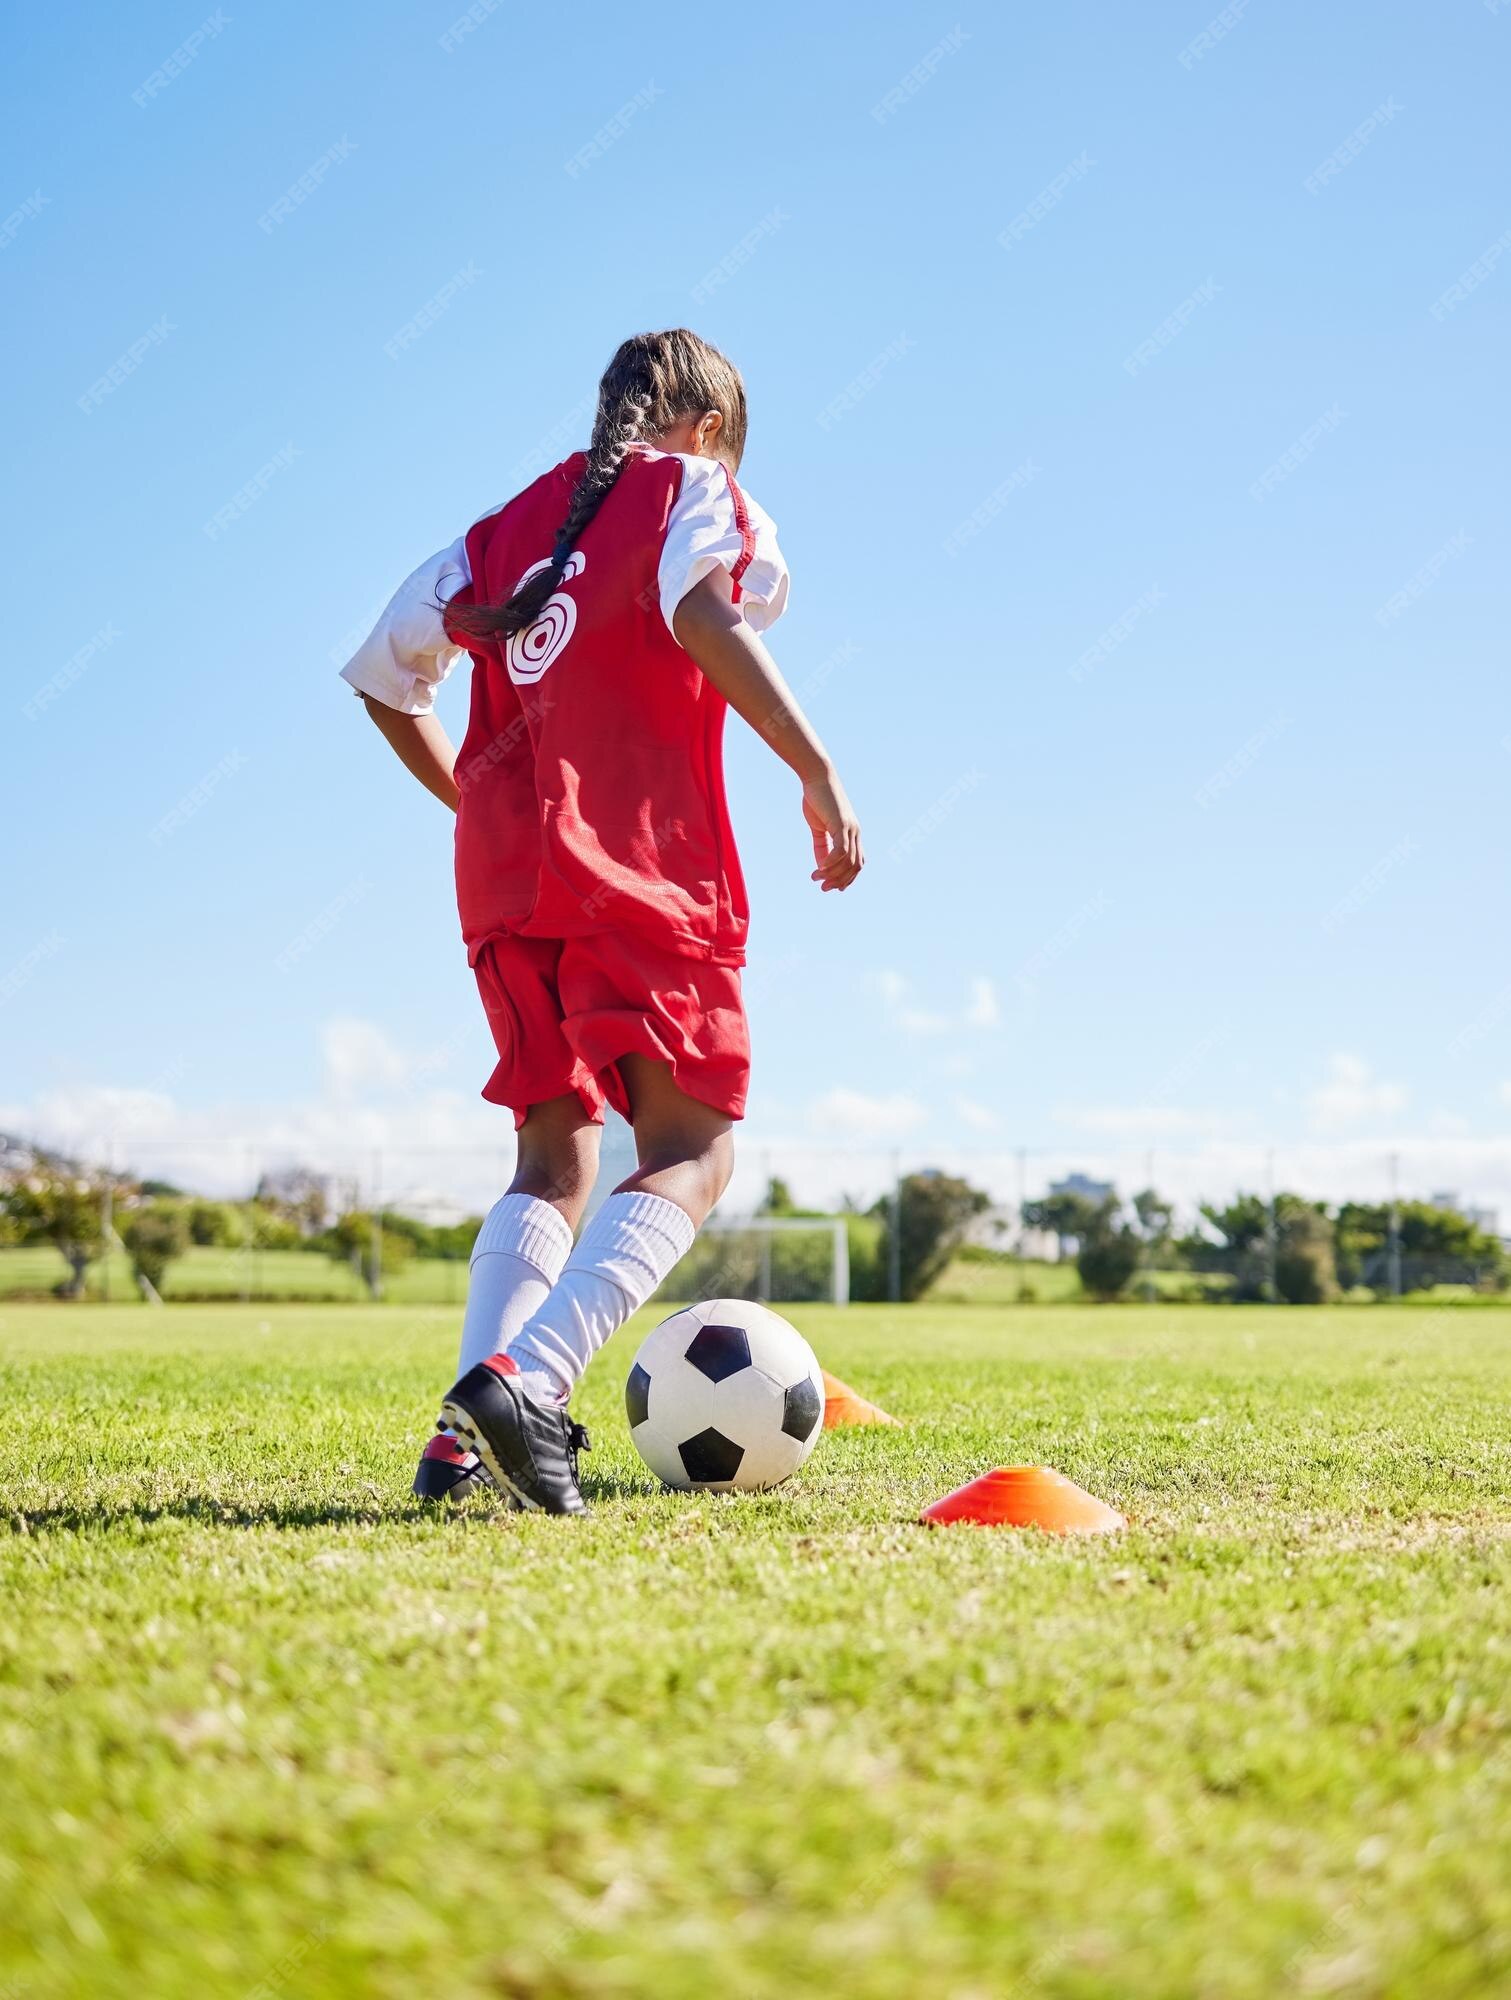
[504,1191,695,1404]
[455,1195,575,1380]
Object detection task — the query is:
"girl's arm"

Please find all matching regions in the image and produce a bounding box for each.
[673,568,863,892]
[360,693,462,812]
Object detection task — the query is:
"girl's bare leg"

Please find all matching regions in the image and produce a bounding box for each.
[614,1053,734,1226]
[508,1091,603,1231]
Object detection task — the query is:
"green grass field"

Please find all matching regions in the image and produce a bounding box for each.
[2,1303,1507,1998]
[0,1243,474,1304]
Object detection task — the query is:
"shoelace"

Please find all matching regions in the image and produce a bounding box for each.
[566,1420,591,1484]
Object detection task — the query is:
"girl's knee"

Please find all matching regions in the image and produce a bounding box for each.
[512,1098,602,1212]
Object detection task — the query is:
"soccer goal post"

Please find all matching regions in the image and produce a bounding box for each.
[664,1215,850,1308]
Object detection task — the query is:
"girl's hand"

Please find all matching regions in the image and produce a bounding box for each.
[803,770,863,892]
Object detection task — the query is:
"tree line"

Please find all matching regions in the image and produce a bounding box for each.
[1020,1186,1507,1302]
[0,1152,477,1300]
[3,1143,1504,1304]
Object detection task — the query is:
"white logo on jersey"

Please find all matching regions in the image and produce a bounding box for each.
[506,550,585,685]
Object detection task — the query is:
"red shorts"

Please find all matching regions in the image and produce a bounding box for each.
[473,932,749,1128]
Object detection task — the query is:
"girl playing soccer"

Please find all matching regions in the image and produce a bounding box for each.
[340,330,862,1514]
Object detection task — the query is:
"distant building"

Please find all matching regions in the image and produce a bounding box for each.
[387,1187,473,1230]
[1428,1190,1500,1237]
[1049,1172,1115,1207]
[963,1205,1017,1251]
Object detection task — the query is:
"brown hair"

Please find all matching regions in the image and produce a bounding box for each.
[445,329,748,643]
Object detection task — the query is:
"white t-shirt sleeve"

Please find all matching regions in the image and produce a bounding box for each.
[338,534,472,715]
[658,454,790,639]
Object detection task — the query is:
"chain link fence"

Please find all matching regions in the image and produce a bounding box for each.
[2,1125,1506,1305]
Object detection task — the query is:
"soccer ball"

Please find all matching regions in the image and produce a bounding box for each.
[625,1299,825,1492]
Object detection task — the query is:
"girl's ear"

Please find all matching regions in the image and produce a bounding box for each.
[693,408,724,457]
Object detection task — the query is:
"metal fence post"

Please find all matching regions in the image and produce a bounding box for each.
[887,1151,903,1304]
[370,1150,383,1302]
[100,1150,112,1304]
[1387,1151,1402,1299]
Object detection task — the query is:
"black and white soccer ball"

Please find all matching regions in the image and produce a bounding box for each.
[625,1299,825,1492]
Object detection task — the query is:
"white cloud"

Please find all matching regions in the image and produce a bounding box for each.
[807,1088,928,1142]
[1054,1104,1222,1137]
[898,1006,951,1036]
[0,1016,507,1209]
[964,977,1000,1029]
[874,969,1000,1039]
[321,1016,408,1096]
[953,1097,999,1132]
[1306,1053,1407,1133]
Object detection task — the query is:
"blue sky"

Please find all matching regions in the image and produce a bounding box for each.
[4,0,1510,1219]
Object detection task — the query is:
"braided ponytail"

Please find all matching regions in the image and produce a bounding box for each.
[446,329,748,645]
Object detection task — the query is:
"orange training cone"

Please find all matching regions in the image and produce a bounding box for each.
[821,1369,903,1429]
[920,1466,1126,1533]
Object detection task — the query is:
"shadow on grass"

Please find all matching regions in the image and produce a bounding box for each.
[9,1472,658,1532]
[8,1495,462,1533]
[579,1469,659,1503]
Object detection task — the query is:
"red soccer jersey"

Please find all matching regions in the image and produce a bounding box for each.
[342,447,789,969]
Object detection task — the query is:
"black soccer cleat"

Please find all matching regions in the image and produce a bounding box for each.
[438,1354,592,1516]
[412,1431,500,1504]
